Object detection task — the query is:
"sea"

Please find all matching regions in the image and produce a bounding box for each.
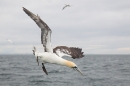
[0,54,130,86]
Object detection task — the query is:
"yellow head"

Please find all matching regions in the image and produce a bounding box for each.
[65,60,77,68]
[64,60,83,75]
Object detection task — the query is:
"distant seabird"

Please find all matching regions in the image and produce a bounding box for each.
[23,7,84,75]
[6,39,13,44]
[62,4,71,10]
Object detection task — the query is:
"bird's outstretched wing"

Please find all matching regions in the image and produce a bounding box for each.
[53,46,84,59]
[62,5,67,10]
[23,7,52,52]
[62,4,71,10]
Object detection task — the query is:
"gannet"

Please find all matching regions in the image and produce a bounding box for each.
[23,7,84,75]
[62,4,71,10]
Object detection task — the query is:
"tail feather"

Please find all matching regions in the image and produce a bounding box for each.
[32,46,37,55]
[33,46,36,51]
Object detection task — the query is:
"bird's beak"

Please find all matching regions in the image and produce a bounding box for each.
[73,67,83,75]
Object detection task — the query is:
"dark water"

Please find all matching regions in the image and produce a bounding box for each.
[0,54,130,86]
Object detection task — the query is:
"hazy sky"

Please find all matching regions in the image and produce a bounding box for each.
[0,0,130,54]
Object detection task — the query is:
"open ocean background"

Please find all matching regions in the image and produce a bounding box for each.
[0,54,130,86]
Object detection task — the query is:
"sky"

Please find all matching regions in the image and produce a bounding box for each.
[0,0,130,54]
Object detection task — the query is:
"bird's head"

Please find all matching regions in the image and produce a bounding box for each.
[65,60,83,75]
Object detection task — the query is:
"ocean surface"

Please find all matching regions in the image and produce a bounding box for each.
[0,54,130,86]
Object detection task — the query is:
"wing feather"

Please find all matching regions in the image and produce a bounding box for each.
[23,7,52,52]
[53,46,84,59]
[43,29,52,52]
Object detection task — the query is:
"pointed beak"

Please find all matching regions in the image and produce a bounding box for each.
[73,67,83,75]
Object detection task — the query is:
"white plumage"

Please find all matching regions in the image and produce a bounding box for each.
[23,7,84,75]
[6,39,13,44]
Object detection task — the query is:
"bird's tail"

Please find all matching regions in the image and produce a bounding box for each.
[32,46,37,55]
[32,46,39,66]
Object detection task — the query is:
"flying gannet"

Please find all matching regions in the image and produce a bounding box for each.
[23,7,84,75]
[62,4,71,10]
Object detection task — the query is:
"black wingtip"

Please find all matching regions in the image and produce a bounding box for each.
[53,46,84,59]
[22,7,35,17]
[42,63,48,75]
[22,7,26,11]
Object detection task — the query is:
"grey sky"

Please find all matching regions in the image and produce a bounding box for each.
[0,0,130,54]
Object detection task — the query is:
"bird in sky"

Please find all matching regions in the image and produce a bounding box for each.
[6,39,13,44]
[23,7,84,75]
[62,4,71,10]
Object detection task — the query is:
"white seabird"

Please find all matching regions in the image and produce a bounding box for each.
[62,4,71,10]
[23,7,84,75]
[6,39,13,44]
